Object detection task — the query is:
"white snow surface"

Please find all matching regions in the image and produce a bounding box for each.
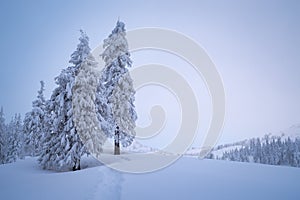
[1,155,300,200]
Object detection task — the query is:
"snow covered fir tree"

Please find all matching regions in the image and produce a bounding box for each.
[7,114,24,162]
[73,53,106,159]
[0,107,5,163]
[99,21,137,155]
[23,81,46,156]
[38,30,91,171]
[0,109,24,164]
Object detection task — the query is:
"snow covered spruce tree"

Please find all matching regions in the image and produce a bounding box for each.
[39,30,90,171]
[23,81,45,156]
[95,77,114,143]
[0,107,6,163]
[73,53,106,159]
[99,21,137,155]
[109,72,137,155]
[6,114,23,163]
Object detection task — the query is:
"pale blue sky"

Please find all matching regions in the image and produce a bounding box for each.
[0,0,299,144]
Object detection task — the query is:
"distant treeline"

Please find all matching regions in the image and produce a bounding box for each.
[213,135,300,168]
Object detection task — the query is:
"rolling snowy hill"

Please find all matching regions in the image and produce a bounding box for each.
[0,155,300,200]
[185,123,300,159]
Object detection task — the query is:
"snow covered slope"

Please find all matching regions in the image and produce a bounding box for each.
[185,141,246,158]
[0,156,300,200]
[123,140,157,153]
[187,123,300,159]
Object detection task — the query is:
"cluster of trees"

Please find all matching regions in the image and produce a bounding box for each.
[0,109,24,164]
[0,21,137,171]
[221,135,300,167]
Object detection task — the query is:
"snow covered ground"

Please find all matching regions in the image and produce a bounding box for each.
[0,155,300,200]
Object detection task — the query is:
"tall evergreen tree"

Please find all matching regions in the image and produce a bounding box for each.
[95,76,114,141]
[39,30,89,171]
[6,114,23,163]
[109,71,137,153]
[99,21,137,155]
[0,107,6,163]
[16,114,25,159]
[23,81,46,156]
[73,53,106,158]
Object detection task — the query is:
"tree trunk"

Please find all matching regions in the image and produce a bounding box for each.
[72,159,81,171]
[114,126,120,155]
